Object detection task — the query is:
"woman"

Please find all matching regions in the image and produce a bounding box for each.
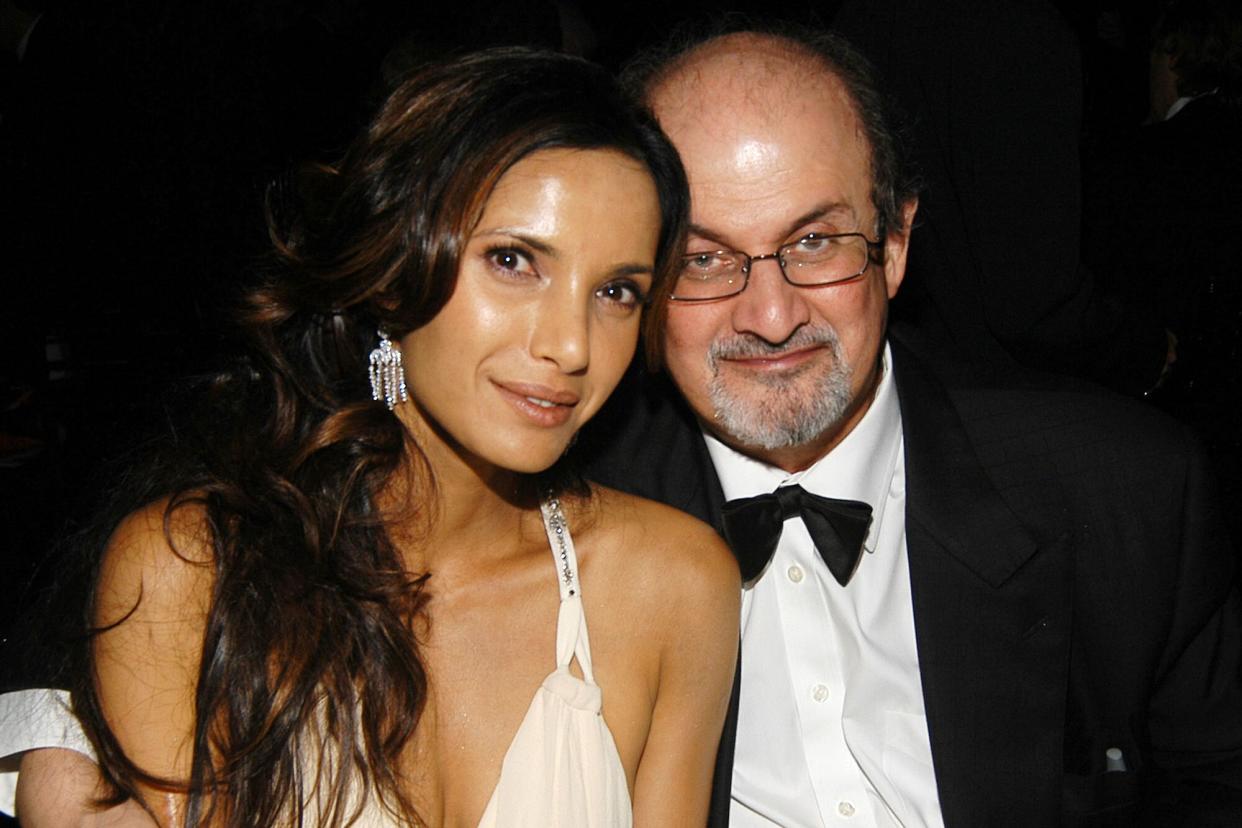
[4,48,739,826]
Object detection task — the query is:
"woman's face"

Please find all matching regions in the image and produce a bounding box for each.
[399,148,662,476]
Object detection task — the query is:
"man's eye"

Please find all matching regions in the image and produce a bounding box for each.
[793,233,833,253]
[681,252,734,276]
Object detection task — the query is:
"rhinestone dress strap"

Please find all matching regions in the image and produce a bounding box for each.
[540,496,580,603]
[539,496,597,679]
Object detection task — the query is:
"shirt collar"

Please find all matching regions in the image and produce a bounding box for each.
[704,342,903,552]
[1165,88,1218,120]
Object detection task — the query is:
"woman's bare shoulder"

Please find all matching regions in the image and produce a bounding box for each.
[575,486,739,605]
[95,496,214,629]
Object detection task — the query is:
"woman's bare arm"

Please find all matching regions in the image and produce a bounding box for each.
[628,511,740,826]
[87,500,214,825]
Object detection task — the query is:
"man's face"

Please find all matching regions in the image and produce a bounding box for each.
[650,41,914,471]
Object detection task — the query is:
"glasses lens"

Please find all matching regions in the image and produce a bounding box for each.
[674,252,747,300]
[781,234,869,285]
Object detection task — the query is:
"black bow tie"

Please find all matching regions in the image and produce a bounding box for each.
[721,484,873,585]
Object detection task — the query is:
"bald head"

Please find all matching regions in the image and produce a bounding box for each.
[647,38,876,265]
[648,32,846,125]
[649,33,833,115]
[648,33,872,238]
[624,26,916,237]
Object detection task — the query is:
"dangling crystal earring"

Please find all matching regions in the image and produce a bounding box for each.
[369,330,408,410]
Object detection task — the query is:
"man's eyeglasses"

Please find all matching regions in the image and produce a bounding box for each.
[671,231,884,302]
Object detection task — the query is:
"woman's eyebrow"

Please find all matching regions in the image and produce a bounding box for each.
[475,230,654,276]
[609,263,656,278]
[474,229,558,257]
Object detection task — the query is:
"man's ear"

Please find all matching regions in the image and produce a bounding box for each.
[883,198,919,299]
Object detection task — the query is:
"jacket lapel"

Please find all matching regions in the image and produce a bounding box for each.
[891,336,1074,825]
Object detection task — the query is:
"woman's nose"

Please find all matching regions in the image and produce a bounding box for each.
[530,288,590,373]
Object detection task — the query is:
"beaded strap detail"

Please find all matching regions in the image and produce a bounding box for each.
[544,496,577,598]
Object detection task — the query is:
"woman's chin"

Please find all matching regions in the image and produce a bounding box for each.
[450,433,576,481]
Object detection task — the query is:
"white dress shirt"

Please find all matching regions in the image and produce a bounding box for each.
[708,345,944,828]
[1164,88,1217,120]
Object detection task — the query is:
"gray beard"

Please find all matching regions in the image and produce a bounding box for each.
[706,325,853,452]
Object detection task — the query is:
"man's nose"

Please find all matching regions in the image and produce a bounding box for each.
[530,288,590,374]
[731,257,812,342]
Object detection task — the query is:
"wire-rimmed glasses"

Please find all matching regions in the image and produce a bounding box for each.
[671,232,884,302]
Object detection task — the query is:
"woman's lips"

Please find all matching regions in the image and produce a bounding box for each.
[493,381,580,427]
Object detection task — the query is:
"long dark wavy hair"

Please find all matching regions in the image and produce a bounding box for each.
[69,48,688,826]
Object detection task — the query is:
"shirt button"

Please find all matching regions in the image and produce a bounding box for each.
[787,565,804,583]
[838,801,856,818]
[812,684,830,702]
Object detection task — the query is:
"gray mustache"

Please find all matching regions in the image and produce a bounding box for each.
[709,326,841,363]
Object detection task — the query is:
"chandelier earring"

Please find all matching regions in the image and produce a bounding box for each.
[369,329,408,410]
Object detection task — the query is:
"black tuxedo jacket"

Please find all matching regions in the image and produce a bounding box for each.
[579,329,1242,826]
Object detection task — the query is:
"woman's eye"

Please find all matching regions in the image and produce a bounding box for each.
[486,247,536,277]
[597,280,646,311]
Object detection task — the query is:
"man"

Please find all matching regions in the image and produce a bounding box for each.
[582,23,1242,827]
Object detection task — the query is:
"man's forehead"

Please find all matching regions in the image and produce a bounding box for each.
[647,34,873,241]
